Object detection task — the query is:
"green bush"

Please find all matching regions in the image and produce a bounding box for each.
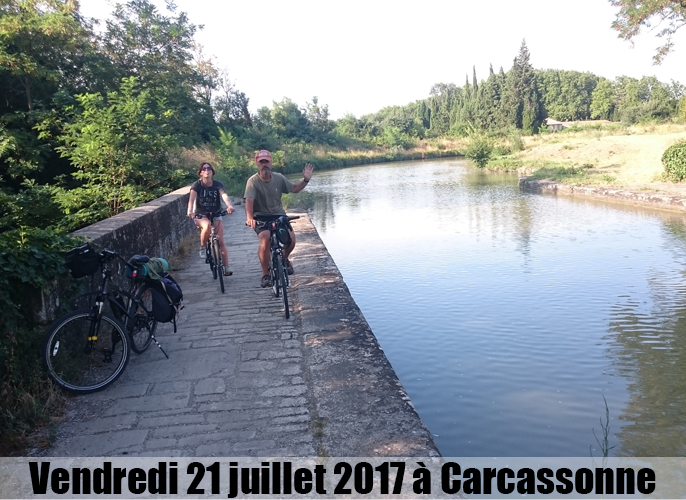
[0,227,79,453]
[662,140,686,181]
[509,131,525,152]
[464,134,494,169]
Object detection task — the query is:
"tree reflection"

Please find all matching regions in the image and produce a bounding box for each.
[609,216,686,456]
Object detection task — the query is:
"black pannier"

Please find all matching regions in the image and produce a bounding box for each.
[276,218,292,246]
[149,273,183,332]
[64,243,100,279]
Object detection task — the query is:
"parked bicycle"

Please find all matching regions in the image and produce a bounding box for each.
[195,210,228,293]
[254,215,300,319]
[44,244,168,394]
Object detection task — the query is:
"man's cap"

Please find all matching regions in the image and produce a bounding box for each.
[255,150,272,162]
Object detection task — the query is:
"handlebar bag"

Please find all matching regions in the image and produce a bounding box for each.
[64,243,99,279]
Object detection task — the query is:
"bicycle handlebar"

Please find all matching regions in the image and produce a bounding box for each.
[251,215,300,229]
[194,210,228,221]
[99,248,150,275]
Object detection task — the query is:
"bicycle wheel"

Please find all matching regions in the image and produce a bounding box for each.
[271,252,280,298]
[126,284,156,353]
[44,310,130,393]
[208,242,217,280]
[276,254,290,319]
[213,238,225,293]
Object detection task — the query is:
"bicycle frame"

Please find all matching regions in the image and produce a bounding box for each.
[195,210,227,293]
[268,226,289,288]
[255,215,299,318]
[69,260,141,327]
[66,251,167,357]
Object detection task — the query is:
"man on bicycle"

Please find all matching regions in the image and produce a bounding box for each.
[187,162,235,276]
[244,150,313,288]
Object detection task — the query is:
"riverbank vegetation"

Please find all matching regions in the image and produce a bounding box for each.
[491,122,686,196]
[2,0,686,453]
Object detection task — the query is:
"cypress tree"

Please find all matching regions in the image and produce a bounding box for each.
[501,39,543,133]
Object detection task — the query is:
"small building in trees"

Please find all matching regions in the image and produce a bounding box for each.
[544,118,613,132]
[544,118,565,131]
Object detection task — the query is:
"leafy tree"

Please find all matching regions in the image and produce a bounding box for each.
[270,98,312,142]
[242,105,279,151]
[0,0,94,112]
[428,82,456,135]
[609,75,680,122]
[101,0,215,143]
[610,0,686,63]
[591,77,616,119]
[379,126,411,149]
[211,128,253,195]
[537,70,598,121]
[640,75,677,117]
[212,67,251,136]
[416,100,431,129]
[54,77,185,229]
[334,113,361,138]
[305,96,335,143]
[0,0,96,189]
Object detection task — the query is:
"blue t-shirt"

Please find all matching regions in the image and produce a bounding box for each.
[191,179,225,214]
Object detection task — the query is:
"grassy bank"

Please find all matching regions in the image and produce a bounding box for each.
[487,122,686,196]
[280,139,464,173]
[181,139,465,197]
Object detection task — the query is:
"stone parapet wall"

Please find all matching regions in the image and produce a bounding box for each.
[519,177,686,212]
[37,186,194,323]
[71,185,193,261]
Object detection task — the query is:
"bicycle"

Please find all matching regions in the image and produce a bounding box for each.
[194,210,228,294]
[44,245,168,394]
[255,215,300,319]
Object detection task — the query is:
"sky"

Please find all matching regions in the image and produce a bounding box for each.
[78,0,686,120]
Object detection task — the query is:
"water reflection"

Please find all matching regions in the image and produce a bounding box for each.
[609,217,686,456]
[298,158,686,457]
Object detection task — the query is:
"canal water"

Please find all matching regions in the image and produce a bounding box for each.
[297,158,686,457]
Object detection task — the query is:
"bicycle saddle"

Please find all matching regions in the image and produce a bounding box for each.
[128,255,150,265]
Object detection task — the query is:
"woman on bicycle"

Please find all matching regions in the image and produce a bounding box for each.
[187,162,235,276]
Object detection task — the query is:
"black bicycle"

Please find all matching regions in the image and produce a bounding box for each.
[195,210,228,293]
[44,244,167,394]
[255,215,300,319]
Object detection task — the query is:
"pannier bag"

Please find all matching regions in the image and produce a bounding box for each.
[276,219,292,246]
[64,243,100,279]
[150,273,183,332]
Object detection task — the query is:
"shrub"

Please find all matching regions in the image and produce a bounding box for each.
[0,227,79,453]
[679,96,686,122]
[464,134,493,169]
[662,140,686,181]
[509,131,525,152]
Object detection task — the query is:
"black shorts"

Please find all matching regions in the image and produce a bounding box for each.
[254,215,292,235]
